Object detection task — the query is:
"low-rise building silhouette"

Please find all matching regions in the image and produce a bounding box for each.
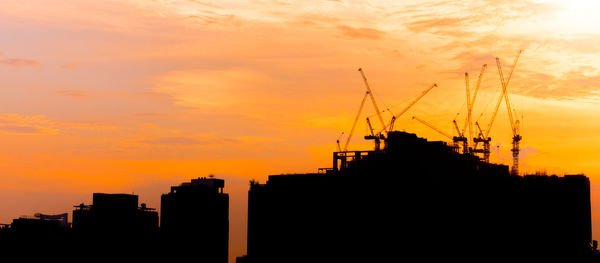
[1,213,69,235]
[72,193,158,235]
[161,177,229,263]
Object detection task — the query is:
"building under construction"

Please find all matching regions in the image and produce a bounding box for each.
[241,131,596,262]
[237,57,599,262]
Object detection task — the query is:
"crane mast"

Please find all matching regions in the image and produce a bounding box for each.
[453,120,468,154]
[365,117,381,150]
[485,51,521,139]
[465,64,487,160]
[479,51,521,173]
[465,72,473,149]
[496,52,523,175]
[473,121,491,162]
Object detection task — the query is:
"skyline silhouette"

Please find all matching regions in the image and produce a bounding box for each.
[3,1,600,262]
[0,179,229,262]
[1,131,598,262]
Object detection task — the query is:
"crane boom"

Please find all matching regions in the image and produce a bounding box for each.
[465,64,487,135]
[412,116,452,140]
[366,117,375,136]
[465,64,487,150]
[475,122,485,139]
[471,64,487,112]
[485,51,522,138]
[388,116,396,132]
[491,50,523,175]
[497,57,520,136]
[359,68,386,129]
[378,83,437,134]
[344,91,369,151]
[336,132,344,152]
[453,120,463,137]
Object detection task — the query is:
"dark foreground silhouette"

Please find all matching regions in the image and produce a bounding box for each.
[0,178,228,262]
[239,131,599,262]
[0,131,598,262]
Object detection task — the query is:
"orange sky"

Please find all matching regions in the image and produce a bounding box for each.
[2,1,600,262]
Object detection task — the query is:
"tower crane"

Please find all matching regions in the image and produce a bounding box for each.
[484,50,522,174]
[464,72,473,149]
[463,64,487,158]
[497,53,522,175]
[473,121,491,162]
[453,120,468,154]
[342,68,437,152]
[343,68,390,151]
[358,68,387,150]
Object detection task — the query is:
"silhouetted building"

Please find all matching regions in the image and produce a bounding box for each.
[236,255,249,263]
[73,193,158,235]
[0,212,71,257]
[161,177,229,263]
[245,131,596,262]
[1,213,69,235]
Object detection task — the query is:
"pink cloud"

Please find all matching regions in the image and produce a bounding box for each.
[0,57,41,68]
[56,90,92,98]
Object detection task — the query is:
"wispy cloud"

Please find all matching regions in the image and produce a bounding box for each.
[56,90,93,98]
[140,135,239,145]
[140,137,203,145]
[337,25,385,40]
[0,57,41,68]
[0,125,40,133]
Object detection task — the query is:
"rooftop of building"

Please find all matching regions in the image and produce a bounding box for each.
[167,177,226,194]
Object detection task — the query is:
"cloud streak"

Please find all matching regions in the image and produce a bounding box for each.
[337,25,385,40]
[0,125,40,133]
[0,58,41,68]
[140,137,202,145]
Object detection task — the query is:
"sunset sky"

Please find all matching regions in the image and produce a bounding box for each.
[2,0,600,261]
